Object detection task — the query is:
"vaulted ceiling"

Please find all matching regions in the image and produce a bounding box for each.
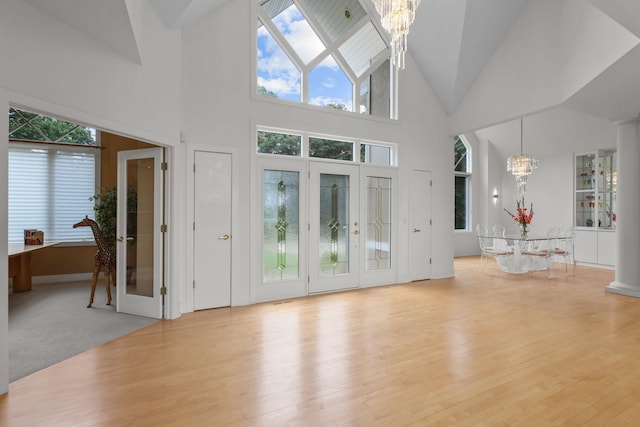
[20,0,640,127]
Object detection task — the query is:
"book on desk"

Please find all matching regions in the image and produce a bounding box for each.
[24,229,44,245]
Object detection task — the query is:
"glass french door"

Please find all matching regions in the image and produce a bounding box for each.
[308,162,360,293]
[116,148,164,319]
[258,161,397,300]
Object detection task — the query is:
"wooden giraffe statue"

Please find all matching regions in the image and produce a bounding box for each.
[73,216,116,308]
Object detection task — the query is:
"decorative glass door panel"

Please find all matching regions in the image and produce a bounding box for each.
[309,162,359,293]
[319,174,350,276]
[365,176,391,271]
[263,170,299,281]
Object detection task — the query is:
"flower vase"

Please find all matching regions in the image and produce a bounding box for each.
[519,223,528,239]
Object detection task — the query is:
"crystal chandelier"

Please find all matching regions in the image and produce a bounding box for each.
[372,0,422,69]
[507,118,539,193]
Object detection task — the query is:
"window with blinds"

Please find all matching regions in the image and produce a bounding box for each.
[8,142,96,243]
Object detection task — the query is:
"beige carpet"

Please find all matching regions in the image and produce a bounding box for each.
[8,279,158,382]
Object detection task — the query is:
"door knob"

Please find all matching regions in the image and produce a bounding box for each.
[218,234,231,240]
[413,228,422,233]
[353,230,359,235]
[117,236,135,242]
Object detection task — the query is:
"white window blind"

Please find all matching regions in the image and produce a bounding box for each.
[8,142,96,243]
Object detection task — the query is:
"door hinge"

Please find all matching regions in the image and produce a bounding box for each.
[430,258,432,265]
[193,222,196,231]
[161,224,167,233]
[161,286,167,295]
[161,162,168,171]
[430,219,432,226]
[193,163,196,173]
[308,275,310,283]
[430,180,433,187]
[193,280,195,289]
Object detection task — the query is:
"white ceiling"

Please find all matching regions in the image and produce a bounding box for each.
[18,0,640,126]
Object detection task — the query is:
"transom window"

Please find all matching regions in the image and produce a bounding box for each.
[256,0,394,118]
[454,136,471,231]
[8,108,97,243]
[257,128,395,165]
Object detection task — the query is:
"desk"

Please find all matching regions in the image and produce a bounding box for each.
[8,242,59,292]
[478,234,569,275]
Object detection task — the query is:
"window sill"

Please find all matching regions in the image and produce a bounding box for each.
[8,240,96,247]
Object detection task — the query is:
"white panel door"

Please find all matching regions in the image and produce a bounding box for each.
[409,170,432,281]
[116,148,164,319]
[193,151,232,310]
[309,162,360,293]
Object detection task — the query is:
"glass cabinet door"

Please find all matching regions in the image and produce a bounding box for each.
[575,151,616,229]
[575,153,596,227]
[599,151,617,229]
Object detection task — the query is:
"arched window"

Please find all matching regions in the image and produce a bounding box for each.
[256,0,394,119]
[454,136,471,230]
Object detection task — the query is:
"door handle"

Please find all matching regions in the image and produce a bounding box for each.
[117,236,135,242]
[218,234,231,240]
[413,228,422,233]
[353,230,359,235]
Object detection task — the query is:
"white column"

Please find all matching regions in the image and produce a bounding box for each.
[606,116,640,297]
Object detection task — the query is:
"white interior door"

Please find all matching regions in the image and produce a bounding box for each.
[116,148,164,319]
[193,151,232,310]
[409,169,432,281]
[309,162,360,293]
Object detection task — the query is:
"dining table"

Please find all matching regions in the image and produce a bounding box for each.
[478,233,569,275]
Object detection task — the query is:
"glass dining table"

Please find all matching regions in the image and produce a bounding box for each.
[478,233,568,275]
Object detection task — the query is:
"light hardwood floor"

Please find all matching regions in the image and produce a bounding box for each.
[2,257,639,426]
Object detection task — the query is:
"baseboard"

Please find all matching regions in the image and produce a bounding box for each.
[32,273,93,284]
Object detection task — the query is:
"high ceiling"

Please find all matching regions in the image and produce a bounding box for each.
[20,0,640,126]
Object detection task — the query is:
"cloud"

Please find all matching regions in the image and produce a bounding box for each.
[322,78,335,89]
[310,95,353,111]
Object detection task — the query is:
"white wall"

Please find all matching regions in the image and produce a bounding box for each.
[179,0,454,310]
[452,0,564,133]
[473,107,616,237]
[0,0,182,144]
[0,0,184,393]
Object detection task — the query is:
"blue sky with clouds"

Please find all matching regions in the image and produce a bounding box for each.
[257,5,353,110]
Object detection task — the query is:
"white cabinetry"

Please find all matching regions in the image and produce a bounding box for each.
[575,229,615,268]
[574,151,616,268]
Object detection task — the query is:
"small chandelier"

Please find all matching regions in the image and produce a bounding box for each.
[372,0,422,69]
[507,118,539,193]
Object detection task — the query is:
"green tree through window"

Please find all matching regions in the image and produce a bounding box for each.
[9,108,95,145]
[454,136,470,230]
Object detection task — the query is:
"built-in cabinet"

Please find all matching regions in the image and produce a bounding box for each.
[574,151,616,267]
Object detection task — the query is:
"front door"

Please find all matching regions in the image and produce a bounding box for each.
[308,162,360,293]
[116,148,164,319]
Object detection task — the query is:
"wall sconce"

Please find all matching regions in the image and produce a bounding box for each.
[492,188,499,205]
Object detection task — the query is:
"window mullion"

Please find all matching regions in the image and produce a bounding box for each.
[257,9,305,71]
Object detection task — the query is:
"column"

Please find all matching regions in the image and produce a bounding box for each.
[605,116,640,297]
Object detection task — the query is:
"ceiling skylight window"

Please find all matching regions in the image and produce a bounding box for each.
[338,21,387,78]
[270,3,325,64]
[309,55,352,110]
[257,18,302,101]
[256,0,395,119]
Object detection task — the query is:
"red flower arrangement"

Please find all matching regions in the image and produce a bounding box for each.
[504,197,534,236]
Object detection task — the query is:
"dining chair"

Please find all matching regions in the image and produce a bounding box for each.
[476,224,510,273]
[553,227,576,274]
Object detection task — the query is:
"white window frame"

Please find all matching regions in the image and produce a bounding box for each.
[454,135,472,232]
[253,0,397,119]
[8,141,98,244]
